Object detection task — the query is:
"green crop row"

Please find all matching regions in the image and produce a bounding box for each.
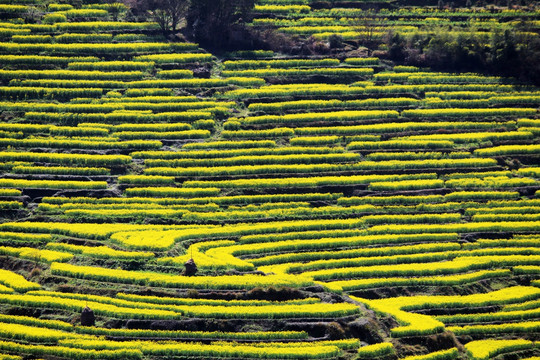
[0,341,142,360]
[0,86,102,100]
[475,144,540,156]
[450,321,540,336]
[364,151,470,161]
[326,269,511,292]
[402,349,459,360]
[12,165,110,175]
[38,203,218,215]
[108,219,379,249]
[0,245,73,263]
[59,337,342,359]
[367,221,540,235]
[222,67,374,78]
[156,70,194,79]
[408,74,502,84]
[445,171,512,179]
[77,325,307,340]
[307,256,540,281]
[57,8,109,17]
[402,107,537,118]
[0,189,22,196]
[223,58,340,69]
[289,136,340,146]
[0,232,51,244]
[115,291,319,307]
[43,192,340,206]
[217,233,457,262]
[0,138,161,150]
[374,72,501,84]
[221,128,295,138]
[68,61,154,71]
[356,158,497,170]
[133,146,340,160]
[144,163,353,177]
[356,343,395,358]
[0,313,72,332]
[0,101,124,112]
[144,153,359,168]
[115,129,210,140]
[344,57,380,65]
[248,98,420,113]
[118,175,174,185]
[13,77,264,88]
[465,339,534,360]
[0,5,27,13]
[132,53,212,63]
[348,140,454,149]
[230,110,399,125]
[437,307,540,324]
[0,292,182,321]
[0,151,131,165]
[223,83,366,98]
[27,289,359,321]
[142,159,495,177]
[0,55,99,65]
[0,201,22,210]
[297,121,511,137]
[25,111,211,124]
[465,206,540,215]
[0,28,30,37]
[254,4,311,13]
[45,243,154,260]
[50,262,313,289]
[0,179,107,190]
[53,21,158,32]
[182,173,436,188]
[182,140,276,149]
[400,130,532,144]
[251,242,461,267]
[283,247,455,274]
[12,33,114,44]
[124,187,220,198]
[472,213,540,222]
[0,269,39,292]
[0,42,196,55]
[182,206,459,224]
[368,179,444,191]
[338,191,519,206]
[96,95,199,104]
[224,83,515,99]
[446,176,537,188]
[109,123,193,132]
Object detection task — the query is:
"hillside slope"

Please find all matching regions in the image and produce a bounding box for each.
[0,1,539,359]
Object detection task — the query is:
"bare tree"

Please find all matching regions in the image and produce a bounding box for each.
[142,0,189,34]
[352,10,383,45]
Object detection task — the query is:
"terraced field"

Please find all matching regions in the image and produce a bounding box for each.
[0,0,539,359]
